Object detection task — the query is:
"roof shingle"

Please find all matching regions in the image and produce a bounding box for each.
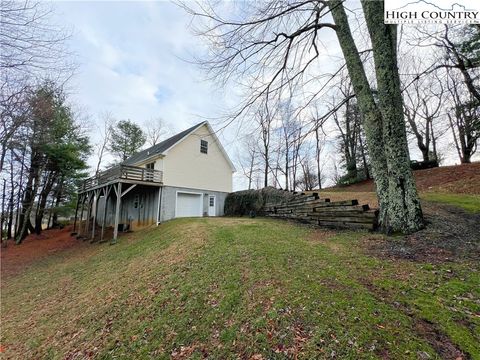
[122,121,206,165]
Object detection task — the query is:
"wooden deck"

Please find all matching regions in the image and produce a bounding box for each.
[75,165,163,243]
[79,165,163,193]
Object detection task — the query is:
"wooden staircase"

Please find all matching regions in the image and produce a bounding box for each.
[264,192,378,230]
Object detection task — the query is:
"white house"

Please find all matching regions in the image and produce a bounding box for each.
[75,121,235,242]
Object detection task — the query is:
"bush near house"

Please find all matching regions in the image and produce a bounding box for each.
[224,187,295,216]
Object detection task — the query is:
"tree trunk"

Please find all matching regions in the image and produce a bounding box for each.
[7,200,14,240]
[329,1,390,227]
[358,132,370,179]
[16,152,43,243]
[362,0,424,232]
[285,143,289,191]
[443,27,480,103]
[263,148,269,188]
[430,121,438,161]
[1,179,6,247]
[330,0,423,233]
[248,151,254,190]
[315,127,322,189]
[7,151,15,239]
[421,147,429,162]
[35,172,54,234]
[16,171,35,242]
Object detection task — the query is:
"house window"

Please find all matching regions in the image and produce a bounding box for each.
[209,197,215,207]
[146,162,155,169]
[200,140,208,154]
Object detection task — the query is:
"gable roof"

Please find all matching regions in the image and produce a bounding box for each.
[122,121,236,171]
[123,122,205,166]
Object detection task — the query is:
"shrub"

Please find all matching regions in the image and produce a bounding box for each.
[336,167,370,186]
[224,187,295,216]
[410,160,439,170]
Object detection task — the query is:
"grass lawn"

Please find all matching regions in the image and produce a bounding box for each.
[2,218,479,359]
[421,193,480,213]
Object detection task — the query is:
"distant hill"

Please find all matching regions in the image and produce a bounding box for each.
[329,162,480,195]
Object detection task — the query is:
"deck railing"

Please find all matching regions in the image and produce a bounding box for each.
[81,165,163,192]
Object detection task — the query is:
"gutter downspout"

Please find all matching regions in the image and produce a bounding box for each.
[156,186,163,225]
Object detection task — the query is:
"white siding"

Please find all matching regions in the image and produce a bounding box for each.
[162,124,233,192]
[135,157,164,171]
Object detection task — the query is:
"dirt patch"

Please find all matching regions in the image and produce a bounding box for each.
[361,280,470,360]
[0,227,92,279]
[414,319,469,360]
[156,222,208,266]
[308,229,337,242]
[307,230,345,255]
[364,202,480,263]
[212,217,261,226]
[327,163,480,195]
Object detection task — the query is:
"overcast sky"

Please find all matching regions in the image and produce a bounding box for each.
[52,1,251,187]
[54,1,230,125]
[51,1,347,190]
[51,1,477,191]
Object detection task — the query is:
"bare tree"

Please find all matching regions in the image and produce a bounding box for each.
[0,0,73,171]
[256,108,273,188]
[408,25,479,102]
[311,104,328,189]
[275,98,306,191]
[314,129,327,189]
[144,117,171,147]
[403,62,447,163]
[446,70,479,163]
[329,78,363,182]
[296,159,318,191]
[184,0,423,232]
[289,119,306,191]
[95,112,115,175]
[441,26,480,103]
[237,136,260,190]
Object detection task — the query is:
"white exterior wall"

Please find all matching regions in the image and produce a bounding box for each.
[159,186,227,222]
[135,157,164,171]
[162,125,233,193]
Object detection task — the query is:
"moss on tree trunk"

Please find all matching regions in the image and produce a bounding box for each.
[328,1,389,227]
[329,0,424,233]
[362,1,423,233]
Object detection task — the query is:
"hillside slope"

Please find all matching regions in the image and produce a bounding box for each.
[331,162,480,195]
[2,218,479,359]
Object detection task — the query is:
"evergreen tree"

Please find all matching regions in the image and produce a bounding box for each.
[108,120,146,162]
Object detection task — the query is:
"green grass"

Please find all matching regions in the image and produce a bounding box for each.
[2,218,479,359]
[421,192,480,213]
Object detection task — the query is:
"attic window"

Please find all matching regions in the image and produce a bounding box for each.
[146,162,155,169]
[200,140,208,154]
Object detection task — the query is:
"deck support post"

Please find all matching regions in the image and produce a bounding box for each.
[100,185,111,243]
[156,187,162,225]
[90,189,100,242]
[78,194,86,237]
[84,192,93,240]
[77,165,163,241]
[112,182,122,244]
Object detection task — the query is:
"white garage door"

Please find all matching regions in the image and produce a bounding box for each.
[176,192,203,218]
